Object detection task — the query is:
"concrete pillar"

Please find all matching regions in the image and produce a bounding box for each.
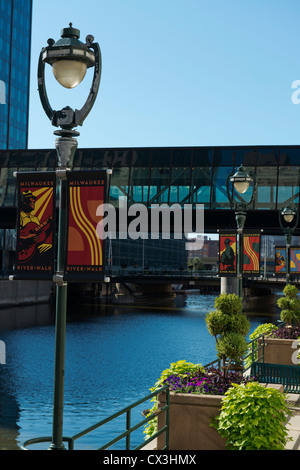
[220,276,237,295]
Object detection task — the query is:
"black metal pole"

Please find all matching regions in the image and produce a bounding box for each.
[48,132,78,450]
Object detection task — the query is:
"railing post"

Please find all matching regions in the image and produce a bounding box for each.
[251,339,255,365]
[126,410,131,450]
[165,387,169,450]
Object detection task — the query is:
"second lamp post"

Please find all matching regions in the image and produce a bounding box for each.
[279,205,299,284]
[227,164,256,298]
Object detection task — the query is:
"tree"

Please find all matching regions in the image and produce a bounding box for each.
[277,284,300,327]
[187,257,204,271]
[205,293,250,375]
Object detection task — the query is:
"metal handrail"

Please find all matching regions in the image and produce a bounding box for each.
[20,329,279,451]
[21,385,169,451]
[243,321,286,372]
[243,333,265,372]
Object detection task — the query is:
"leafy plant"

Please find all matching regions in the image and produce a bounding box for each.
[212,382,292,450]
[277,284,300,326]
[150,360,204,392]
[250,322,279,340]
[244,323,278,368]
[205,293,250,374]
[162,366,257,395]
[144,360,204,440]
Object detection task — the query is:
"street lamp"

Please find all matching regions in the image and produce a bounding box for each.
[38,24,101,450]
[279,205,299,284]
[227,164,256,298]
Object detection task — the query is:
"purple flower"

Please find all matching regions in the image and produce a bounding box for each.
[163,366,258,395]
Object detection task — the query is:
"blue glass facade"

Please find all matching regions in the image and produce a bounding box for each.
[0,0,32,149]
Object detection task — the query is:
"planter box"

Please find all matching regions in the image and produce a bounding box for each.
[156,384,284,450]
[258,337,299,366]
[157,392,226,450]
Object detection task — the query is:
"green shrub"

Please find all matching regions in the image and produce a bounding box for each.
[144,360,203,440]
[216,331,248,362]
[205,293,250,374]
[150,360,204,392]
[244,323,278,368]
[282,284,298,298]
[277,284,300,326]
[212,382,292,450]
[205,309,229,337]
[249,323,279,340]
[214,293,243,315]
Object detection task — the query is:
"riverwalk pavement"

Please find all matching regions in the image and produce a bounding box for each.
[285,393,300,450]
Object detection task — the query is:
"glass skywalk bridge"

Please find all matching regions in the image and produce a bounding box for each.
[1,144,300,233]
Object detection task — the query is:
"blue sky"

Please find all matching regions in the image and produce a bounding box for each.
[28,0,300,150]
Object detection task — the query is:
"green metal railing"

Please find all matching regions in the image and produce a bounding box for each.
[250,362,300,393]
[243,333,265,373]
[21,385,169,451]
[21,324,298,451]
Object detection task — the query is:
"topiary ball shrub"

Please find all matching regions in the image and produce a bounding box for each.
[206,293,250,374]
[216,331,248,363]
[277,284,300,326]
[212,382,292,450]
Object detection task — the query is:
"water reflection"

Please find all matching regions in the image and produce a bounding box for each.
[0,294,279,450]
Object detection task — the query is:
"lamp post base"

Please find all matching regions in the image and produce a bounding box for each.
[48,442,66,450]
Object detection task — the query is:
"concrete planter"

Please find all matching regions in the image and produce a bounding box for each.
[258,337,299,366]
[156,384,284,450]
[157,392,226,450]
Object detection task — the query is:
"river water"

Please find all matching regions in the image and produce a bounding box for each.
[0,294,278,450]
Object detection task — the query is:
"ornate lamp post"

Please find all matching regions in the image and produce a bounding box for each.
[226,164,256,298]
[38,24,101,450]
[279,205,299,284]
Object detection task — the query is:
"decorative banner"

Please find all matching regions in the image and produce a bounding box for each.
[289,247,300,274]
[219,232,237,276]
[275,246,287,274]
[15,172,56,279]
[242,231,261,275]
[65,171,106,281]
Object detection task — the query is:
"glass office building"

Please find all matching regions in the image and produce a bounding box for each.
[0,0,32,149]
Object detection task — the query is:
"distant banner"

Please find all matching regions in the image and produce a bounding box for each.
[219,232,237,276]
[65,171,106,281]
[242,232,261,275]
[290,247,300,274]
[15,172,56,280]
[275,246,287,274]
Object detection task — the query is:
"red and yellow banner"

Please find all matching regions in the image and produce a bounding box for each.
[15,172,56,279]
[290,247,300,274]
[275,246,287,274]
[242,232,261,275]
[65,171,106,280]
[219,232,237,276]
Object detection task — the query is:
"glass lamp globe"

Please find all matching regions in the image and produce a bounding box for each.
[230,164,252,194]
[281,206,296,224]
[233,180,250,194]
[283,213,295,223]
[52,60,87,89]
